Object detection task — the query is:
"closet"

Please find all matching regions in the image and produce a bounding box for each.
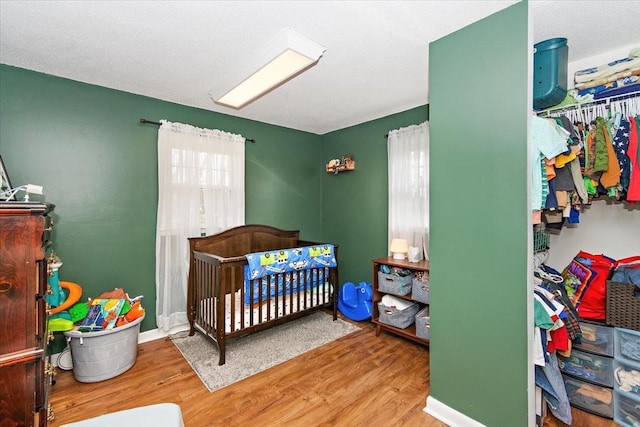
[533,88,640,425]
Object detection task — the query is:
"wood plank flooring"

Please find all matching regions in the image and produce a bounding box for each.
[48,319,619,427]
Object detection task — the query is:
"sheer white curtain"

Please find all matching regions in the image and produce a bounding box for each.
[156,120,245,332]
[387,121,429,259]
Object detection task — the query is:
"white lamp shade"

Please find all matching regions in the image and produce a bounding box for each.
[389,238,409,259]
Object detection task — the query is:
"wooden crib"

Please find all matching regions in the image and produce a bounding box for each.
[187,224,339,365]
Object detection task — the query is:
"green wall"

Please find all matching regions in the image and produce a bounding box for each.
[320,106,428,284]
[0,65,323,333]
[0,64,427,333]
[429,1,530,425]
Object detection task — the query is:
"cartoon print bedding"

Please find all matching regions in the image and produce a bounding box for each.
[244,244,337,305]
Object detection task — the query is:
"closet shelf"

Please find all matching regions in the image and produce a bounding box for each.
[537,90,640,119]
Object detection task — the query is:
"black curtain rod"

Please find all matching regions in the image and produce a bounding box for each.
[139,118,256,143]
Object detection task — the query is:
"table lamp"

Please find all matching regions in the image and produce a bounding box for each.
[390,238,409,260]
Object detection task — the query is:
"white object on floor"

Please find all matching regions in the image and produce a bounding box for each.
[60,403,184,427]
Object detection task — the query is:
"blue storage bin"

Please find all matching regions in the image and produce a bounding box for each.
[533,37,568,110]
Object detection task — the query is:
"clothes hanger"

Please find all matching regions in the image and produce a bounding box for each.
[534,267,564,284]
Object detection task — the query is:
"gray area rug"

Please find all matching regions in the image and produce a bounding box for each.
[170,311,360,393]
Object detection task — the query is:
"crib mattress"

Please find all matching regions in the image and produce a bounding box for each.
[197,286,333,333]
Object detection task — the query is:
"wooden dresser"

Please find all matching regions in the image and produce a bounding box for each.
[0,202,55,426]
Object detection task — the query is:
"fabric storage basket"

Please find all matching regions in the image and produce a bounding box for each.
[615,327,640,365]
[377,271,413,296]
[377,301,418,329]
[415,306,430,340]
[606,281,640,331]
[411,278,430,304]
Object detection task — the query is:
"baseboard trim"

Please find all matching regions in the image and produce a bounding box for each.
[138,324,190,343]
[424,396,486,427]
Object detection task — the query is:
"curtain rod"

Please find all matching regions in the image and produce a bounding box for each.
[139,118,256,143]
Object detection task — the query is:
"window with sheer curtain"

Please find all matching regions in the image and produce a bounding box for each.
[387,121,429,259]
[155,120,245,332]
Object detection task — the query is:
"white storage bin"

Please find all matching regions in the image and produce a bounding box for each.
[575,321,614,357]
[64,315,144,383]
[558,348,614,387]
[616,327,640,365]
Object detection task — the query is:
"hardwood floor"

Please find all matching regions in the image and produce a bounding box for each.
[48,319,619,427]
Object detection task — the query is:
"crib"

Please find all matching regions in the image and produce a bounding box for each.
[187,224,339,365]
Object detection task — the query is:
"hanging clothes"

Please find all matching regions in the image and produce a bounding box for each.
[627,116,640,202]
[612,117,632,200]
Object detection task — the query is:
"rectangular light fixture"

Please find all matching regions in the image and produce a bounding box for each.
[213,28,326,109]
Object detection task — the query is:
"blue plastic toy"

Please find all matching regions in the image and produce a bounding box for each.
[338,281,373,321]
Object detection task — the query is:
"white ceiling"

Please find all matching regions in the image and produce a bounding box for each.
[1,1,639,135]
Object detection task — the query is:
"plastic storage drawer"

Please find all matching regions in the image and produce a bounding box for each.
[614,358,640,399]
[377,301,418,329]
[411,277,430,304]
[558,348,614,387]
[574,321,614,357]
[377,271,413,296]
[533,37,568,110]
[415,306,430,340]
[616,327,640,365]
[614,390,640,427]
[562,374,613,418]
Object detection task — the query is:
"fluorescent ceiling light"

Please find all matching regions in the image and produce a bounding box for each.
[213,28,326,109]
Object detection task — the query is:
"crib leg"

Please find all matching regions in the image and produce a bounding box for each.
[218,341,226,366]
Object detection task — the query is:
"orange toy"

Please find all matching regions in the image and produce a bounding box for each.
[49,281,82,315]
[116,301,145,327]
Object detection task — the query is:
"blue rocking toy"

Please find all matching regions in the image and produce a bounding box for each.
[338,281,373,321]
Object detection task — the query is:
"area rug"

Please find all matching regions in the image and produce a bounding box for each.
[170,311,360,392]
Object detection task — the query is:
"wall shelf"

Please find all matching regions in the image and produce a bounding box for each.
[325,154,355,174]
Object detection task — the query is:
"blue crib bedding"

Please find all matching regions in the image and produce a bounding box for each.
[244,244,337,305]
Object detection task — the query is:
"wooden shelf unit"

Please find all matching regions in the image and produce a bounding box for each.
[371,256,430,345]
